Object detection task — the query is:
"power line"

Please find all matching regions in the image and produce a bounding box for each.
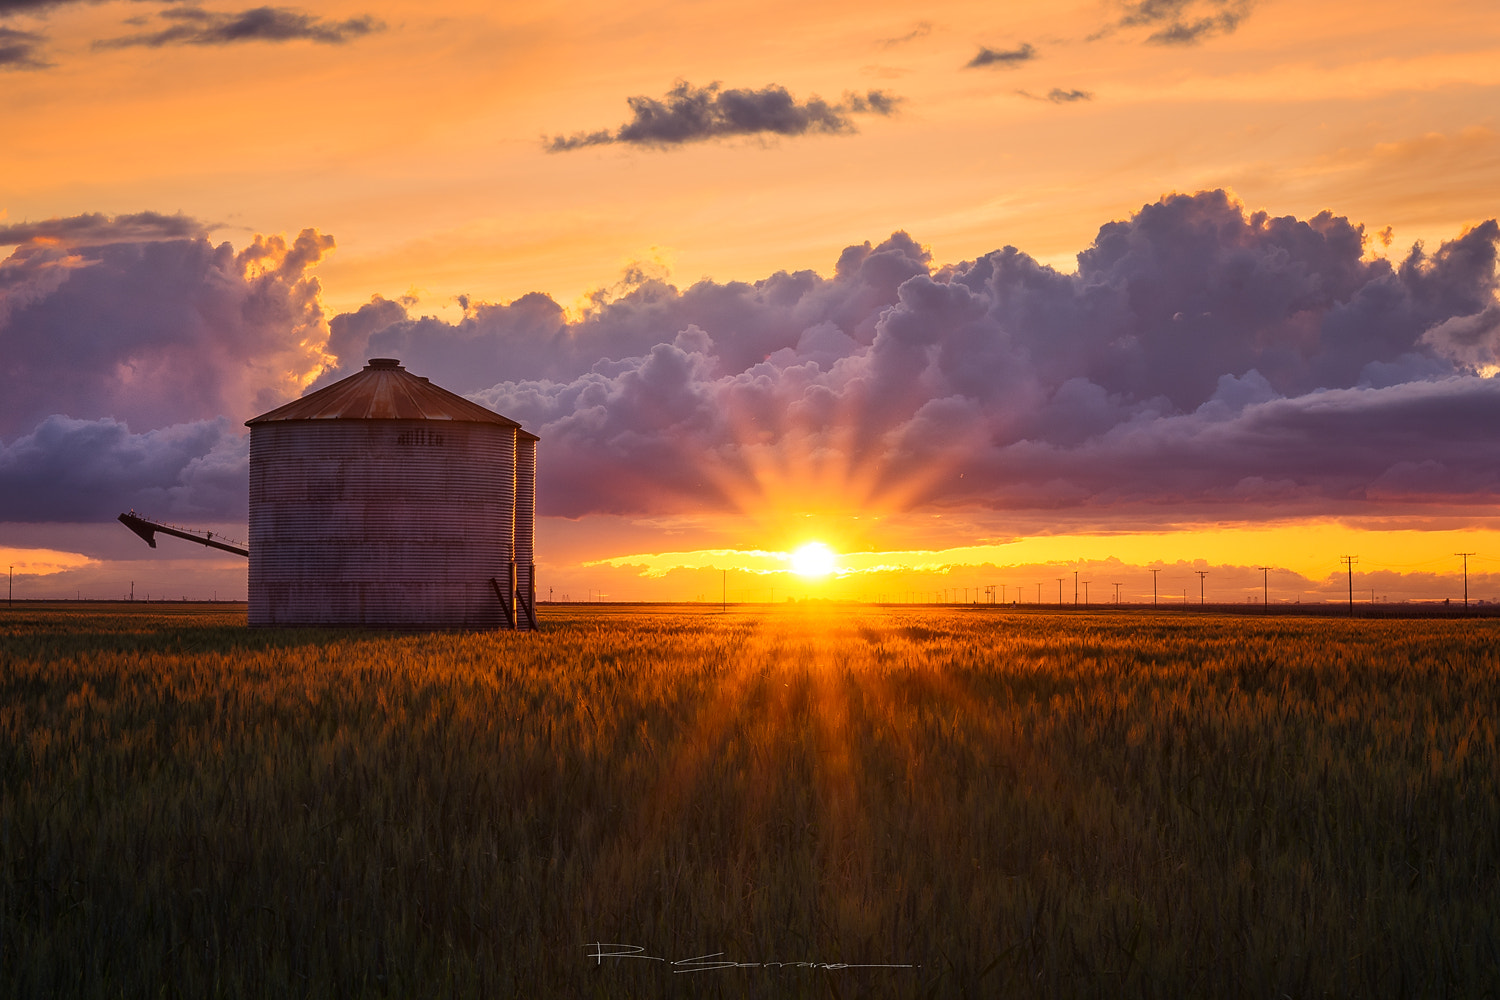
[1195,570,1209,606]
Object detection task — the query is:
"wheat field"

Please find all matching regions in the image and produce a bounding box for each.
[2,602,1497,998]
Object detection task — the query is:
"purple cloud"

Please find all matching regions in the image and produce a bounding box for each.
[546,80,901,152]
[6,191,1498,524]
[94,5,383,49]
[967,43,1036,68]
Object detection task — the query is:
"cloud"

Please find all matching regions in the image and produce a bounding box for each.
[545,80,901,152]
[9,191,1500,525]
[0,0,161,12]
[966,43,1036,68]
[0,415,246,521]
[95,5,384,49]
[1017,87,1094,103]
[0,220,334,439]
[0,211,213,246]
[304,192,1500,519]
[0,25,48,69]
[879,21,932,48]
[1097,0,1252,45]
[1421,304,1500,372]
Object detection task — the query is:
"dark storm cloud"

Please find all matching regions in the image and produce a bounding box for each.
[1095,0,1252,45]
[966,42,1035,68]
[94,5,383,49]
[0,211,212,246]
[545,80,901,152]
[1017,87,1094,103]
[0,25,47,68]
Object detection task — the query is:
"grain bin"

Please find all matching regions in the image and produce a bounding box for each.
[245,358,538,629]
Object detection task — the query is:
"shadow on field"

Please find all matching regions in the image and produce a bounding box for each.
[0,604,495,659]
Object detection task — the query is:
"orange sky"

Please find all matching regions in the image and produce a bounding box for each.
[5,0,1497,314]
[2,0,1499,602]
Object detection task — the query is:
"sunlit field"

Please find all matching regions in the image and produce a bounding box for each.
[2,603,1498,998]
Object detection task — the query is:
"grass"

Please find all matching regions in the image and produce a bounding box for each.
[1,602,1498,998]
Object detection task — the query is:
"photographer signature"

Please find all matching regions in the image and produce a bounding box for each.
[586,943,918,973]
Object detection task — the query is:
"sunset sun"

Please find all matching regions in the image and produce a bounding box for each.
[790,542,837,578]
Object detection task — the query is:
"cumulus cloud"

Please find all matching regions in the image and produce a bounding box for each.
[1096,0,1252,45]
[1421,304,1500,372]
[966,43,1036,68]
[9,191,1500,525]
[546,80,901,152]
[95,5,383,49]
[304,192,1500,519]
[0,220,335,518]
[0,210,213,246]
[0,25,48,68]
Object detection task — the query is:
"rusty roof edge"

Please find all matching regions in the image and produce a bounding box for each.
[246,361,525,428]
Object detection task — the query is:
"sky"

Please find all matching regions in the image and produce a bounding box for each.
[3,0,1500,605]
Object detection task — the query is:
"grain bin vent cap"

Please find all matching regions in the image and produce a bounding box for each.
[245,358,526,428]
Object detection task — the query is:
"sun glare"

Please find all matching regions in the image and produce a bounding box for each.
[790,541,837,578]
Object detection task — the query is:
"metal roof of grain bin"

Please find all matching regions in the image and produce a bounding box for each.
[245,359,538,630]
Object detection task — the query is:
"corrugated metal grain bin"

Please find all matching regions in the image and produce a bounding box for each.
[245,358,538,629]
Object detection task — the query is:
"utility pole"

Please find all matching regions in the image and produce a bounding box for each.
[1341,556,1358,616]
[1036,582,1042,604]
[1112,582,1122,604]
[1081,580,1090,607]
[1150,568,1160,607]
[722,569,726,613]
[1456,552,1474,609]
[1057,578,1064,605]
[1256,566,1270,610]
[1195,570,1208,606]
[7,565,11,607]
[1074,570,1079,606]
